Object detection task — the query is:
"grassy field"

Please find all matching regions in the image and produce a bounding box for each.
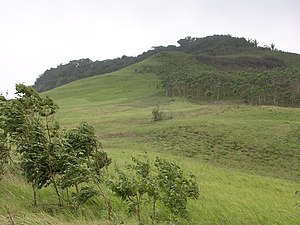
[0,54,300,224]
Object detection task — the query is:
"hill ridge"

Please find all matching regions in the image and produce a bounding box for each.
[33,34,297,93]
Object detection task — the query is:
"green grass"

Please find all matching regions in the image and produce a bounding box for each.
[1,54,300,224]
[1,150,299,224]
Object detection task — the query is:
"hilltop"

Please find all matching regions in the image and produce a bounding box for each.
[33,34,300,107]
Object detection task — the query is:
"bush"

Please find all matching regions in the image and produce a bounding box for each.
[109,155,199,224]
[152,105,164,122]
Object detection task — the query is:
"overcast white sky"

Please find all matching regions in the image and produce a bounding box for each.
[0,0,299,97]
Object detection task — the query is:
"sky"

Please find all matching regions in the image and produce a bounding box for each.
[0,0,299,97]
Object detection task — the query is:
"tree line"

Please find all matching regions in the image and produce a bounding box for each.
[33,45,177,92]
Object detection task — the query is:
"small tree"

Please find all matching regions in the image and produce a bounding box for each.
[0,96,9,179]
[110,160,149,224]
[152,105,164,122]
[0,84,113,213]
[270,43,275,51]
[60,123,111,207]
[155,157,199,218]
[252,39,259,48]
[0,84,64,206]
[110,156,199,224]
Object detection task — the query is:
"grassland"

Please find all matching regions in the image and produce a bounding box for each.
[0,54,299,224]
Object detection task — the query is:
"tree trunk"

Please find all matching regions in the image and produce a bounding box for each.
[32,184,37,207]
[51,176,62,206]
[75,183,79,193]
[136,195,142,225]
[152,198,157,225]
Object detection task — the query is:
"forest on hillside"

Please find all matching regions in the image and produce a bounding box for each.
[144,52,300,107]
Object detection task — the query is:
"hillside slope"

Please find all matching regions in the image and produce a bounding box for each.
[1,55,299,224]
[46,55,300,182]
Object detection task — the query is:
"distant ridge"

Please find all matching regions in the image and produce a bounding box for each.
[33,45,177,92]
[33,34,270,92]
[33,34,300,107]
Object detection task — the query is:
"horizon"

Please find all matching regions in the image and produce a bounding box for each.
[1,0,299,97]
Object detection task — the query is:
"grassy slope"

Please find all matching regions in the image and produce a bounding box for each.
[1,52,300,224]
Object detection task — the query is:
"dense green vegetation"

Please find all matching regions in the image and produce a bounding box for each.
[147,51,300,106]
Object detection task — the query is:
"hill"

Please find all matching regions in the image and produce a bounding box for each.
[44,55,300,182]
[32,45,176,92]
[33,34,300,107]
[0,37,299,224]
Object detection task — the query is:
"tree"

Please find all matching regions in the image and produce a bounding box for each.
[0,84,116,218]
[0,131,9,179]
[155,157,199,218]
[270,43,275,51]
[110,156,199,224]
[253,39,259,48]
[110,157,150,224]
[0,96,10,179]
[60,122,112,212]
[6,84,64,206]
[177,36,196,50]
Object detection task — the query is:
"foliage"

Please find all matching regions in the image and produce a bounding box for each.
[110,159,150,224]
[0,131,9,179]
[150,52,300,107]
[0,96,9,178]
[0,84,112,210]
[110,156,199,224]
[152,105,164,122]
[60,122,111,209]
[70,186,100,209]
[177,34,255,55]
[0,84,64,204]
[154,158,199,217]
